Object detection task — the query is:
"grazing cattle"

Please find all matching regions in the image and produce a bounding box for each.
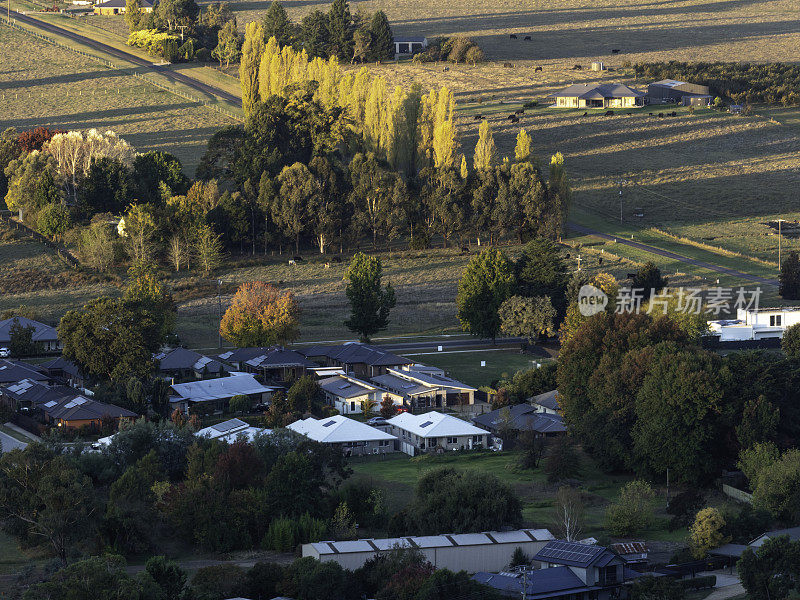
[671,111,677,116]
[524,35,531,40]
[324,262,330,269]
[598,256,604,266]
[292,256,304,263]
[612,48,620,53]
[510,34,518,39]
[605,110,614,116]
[534,66,543,72]
[503,62,514,68]
[649,112,653,116]
[572,64,582,70]
[510,115,519,123]
[658,112,664,117]
[474,114,483,120]
[582,112,588,116]
[443,66,449,71]
[460,246,470,255]
[515,109,525,114]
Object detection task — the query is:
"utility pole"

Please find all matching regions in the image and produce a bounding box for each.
[778,218,786,271]
[217,278,222,349]
[617,179,625,222]
[666,467,670,509]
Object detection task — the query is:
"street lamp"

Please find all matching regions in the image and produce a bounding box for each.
[777,219,787,271]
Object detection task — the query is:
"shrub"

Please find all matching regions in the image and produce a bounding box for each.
[36,203,71,239]
[604,480,655,536]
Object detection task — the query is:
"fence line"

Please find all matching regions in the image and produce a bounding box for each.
[722,483,753,504]
[2,18,243,122]
[0,213,81,267]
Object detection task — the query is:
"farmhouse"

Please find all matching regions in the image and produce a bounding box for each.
[708,306,800,341]
[93,0,153,15]
[318,374,400,415]
[387,411,489,455]
[0,317,61,352]
[155,347,229,380]
[647,79,712,106]
[548,83,645,108]
[196,417,271,443]
[302,528,554,572]
[169,373,277,414]
[394,36,428,57]
[287,415,396,456]
[299,343,413,379]
[372,368,476,409]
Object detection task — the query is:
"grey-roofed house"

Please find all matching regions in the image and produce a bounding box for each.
[709,526,800,563]
[303,528,554,572]
[371,367,476,409]
[0,378,75,411]
[750,526,800,547]
[196,418,271,443]
[242,348,317,383]
[387,411,489,455]
[41,395,136,429]
[39,357,85,388]
[647,79,711,106]
[549,83,646,109]
[94,0,152,14]
[472,403,566,438]
[299,343,413,379]
[531,390,561,415]
[287,415,397,456]
[170,374,278,414]
[0,317,61,352]
[473,567,602,600]
[533,541,627,591]
[0,359,48,385]
[318,374,402,415]
[155,347,229,380]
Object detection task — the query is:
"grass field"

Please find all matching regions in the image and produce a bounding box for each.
[349,450,688,543]
[399,350,550,388]
[0,24,236,174]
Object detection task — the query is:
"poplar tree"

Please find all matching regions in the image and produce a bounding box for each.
[432,87,456,169]
[240,22,265,117]
[364,77,387,153]
[549,152,571,230]
[257,36,280,101]
[515,128,532,162]
[460,155,468,179]
[367,11,394,61]
[473,119,496,171]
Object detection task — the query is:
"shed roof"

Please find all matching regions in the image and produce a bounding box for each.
[170,374,276,402]
[387,411,488,438]
[287,415,396,443]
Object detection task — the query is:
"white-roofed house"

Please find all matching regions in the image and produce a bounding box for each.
[387,411,489,455]
[196,417,271,443]
[287,415,396,456]
[318,374,402,415]
[302,528,554,572]
[169,373,277,415]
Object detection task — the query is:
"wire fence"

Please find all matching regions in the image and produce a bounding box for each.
[2,18,243,122]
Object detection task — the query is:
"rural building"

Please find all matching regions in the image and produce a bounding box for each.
[169,373,277,414]
[472,403,566,438]
[287,415,396,456]
[372,368,476,410]
[387,411,489,455]
[394,36,428,57]
[710,526,800,562]
[41,395,136,429]
[318,374,401,415]
[548,83,645,108]
[196,418,271,443]
[0,317,61,353]
[93,0,152,15]
[155,347,229,380]
[531,389,561,415]
[0,378,75,411]
[302,528,554,572]
[708,307,800,341]
[0,359,48,385]
[647,79,712,105]
[299,343,413,379]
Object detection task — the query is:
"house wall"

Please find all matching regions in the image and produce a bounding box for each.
[391,426,487,454]
[340,438,394,456]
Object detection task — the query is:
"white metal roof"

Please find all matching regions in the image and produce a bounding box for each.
[387,411,489,438]
[170,374,277,402]
[287,415,396,443]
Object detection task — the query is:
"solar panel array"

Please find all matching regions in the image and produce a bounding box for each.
[537,541,602,566]
[64,397,88,409]
[213,419,244,433]
[419,421,433,428]
[322,420,337,427]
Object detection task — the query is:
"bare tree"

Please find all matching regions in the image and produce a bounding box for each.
[193,224,223,276]
[167,234,187,272]
[79,223,115,272]
[552,486,584,542]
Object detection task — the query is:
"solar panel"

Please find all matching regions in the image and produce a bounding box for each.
[44,400,57,408]
[419,421,433,428]
[537,540,602,566]
[322,420,337,427]
[213,420,241,433]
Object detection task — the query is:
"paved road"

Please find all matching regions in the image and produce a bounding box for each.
[8,10,240,105]
[0,430,28,453]
[568,223,779,286]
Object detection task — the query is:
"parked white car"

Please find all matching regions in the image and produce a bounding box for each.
[0,348,10,358]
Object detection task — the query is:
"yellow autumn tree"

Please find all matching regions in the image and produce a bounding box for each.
[219,281,300,347]
[473,119,496,171]
[689,507,730,559]
[515,128,532,162]
[432,86,456,168]
[240,22,265,117]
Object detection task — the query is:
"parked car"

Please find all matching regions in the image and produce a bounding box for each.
[0,347,10,358]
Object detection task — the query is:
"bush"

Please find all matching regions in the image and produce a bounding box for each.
[36,202,71,239]
[127,29,182,60]
[604,480,655,536]
[680,576,717,591]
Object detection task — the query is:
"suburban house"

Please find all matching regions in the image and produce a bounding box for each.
[318,374,401,415]
[242,348,317,383]
[371,368,476,410]
[531,390,561,415]
[299,343,413,379]
[548,83,646,108]
[93,0,152,14]
[169,373,277,414]
[41,395,136,429]
[0,317,61,353]
[39,357,85,388]
[710,526,800,563]
[0,360,48,385]
[647,79,712,106]
[708,306,800,341]
[0,378,75,411]
[196,418,271,443]
[394,36,428,57]
[304,528,554,572]
[287,415,396,456]
[472,403,566,438]
[750,526,800,547]
[155,348,229,380]
[387,411,489,455]
[533,541,628,595]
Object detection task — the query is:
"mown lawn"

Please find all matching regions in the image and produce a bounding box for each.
[399,350,548,388]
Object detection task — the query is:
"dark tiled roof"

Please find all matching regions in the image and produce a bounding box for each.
[155,347,204,371]
[40,357,81,378]
[534,541,621,569]
[473,567,595,598]
[299,343,412,367]
[532,389,560,411]
[550,83,645,99]
[0,360,47,384]
[246,348,316,369]
[96,0,152,7]
[1,379,75,405]
[473,403,566,434]
[43,396,137,421]
[0,317,59,344]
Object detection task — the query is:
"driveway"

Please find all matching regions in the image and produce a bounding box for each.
[0,430,28,453]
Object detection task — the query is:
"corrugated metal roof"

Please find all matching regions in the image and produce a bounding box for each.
[387,411,489,438]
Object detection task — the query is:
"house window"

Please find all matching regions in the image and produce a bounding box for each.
[447,437,458,444]
[771,315,782,327]
[350,401,356,412]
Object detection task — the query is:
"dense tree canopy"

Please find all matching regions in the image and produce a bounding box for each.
[343,252,396,342]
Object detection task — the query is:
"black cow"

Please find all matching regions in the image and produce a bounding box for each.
[612,48,620,53]
[474,114,483,120]
[510,115,520,123]
[524,35,532,40]
[534,66,543,72]
[605,110,614,116]
[510,34,518,39]
[515,109,525,114]
[572,64,582,70]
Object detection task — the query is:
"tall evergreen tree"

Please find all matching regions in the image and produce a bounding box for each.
[301,10,330,58]
[327,0,353,60]
[456,248,516,341]
[780,251,800,300]
[367,11,393,61]
[344,253,396,342]
[240,21,266,117]
[473,119,496,171]
[262,1,294,47]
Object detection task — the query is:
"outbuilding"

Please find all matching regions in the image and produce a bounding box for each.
[647,79,711,105]
[394,36,428,57]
